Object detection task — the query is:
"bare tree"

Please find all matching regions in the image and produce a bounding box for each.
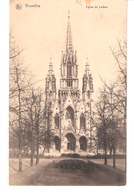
[23,88,45,166]
[9,35,33,172]
[106,85,120,168]
[94,87,110,165]
[34,89,46,164]
[96,40,127,168]
[110,40,127,144]
[110,40,127,169]
[40,100,55,154]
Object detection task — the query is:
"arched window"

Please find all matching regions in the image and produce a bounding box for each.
[67,61,72,77]
[80,113,86,129]
[66,106,74,127]
[55,113,59,128]
[54,136,61,151]
[67,80,72,87]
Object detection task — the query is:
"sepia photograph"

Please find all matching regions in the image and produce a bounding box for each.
[9,0,126,186]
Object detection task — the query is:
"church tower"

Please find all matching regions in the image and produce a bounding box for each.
[58,11,80,101]
[82,59,93,101]
[44,11,95,154]
[45,58,56,102]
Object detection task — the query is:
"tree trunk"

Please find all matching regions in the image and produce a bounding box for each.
[30,141,34,167]
[113,147,116,168]
[104,145,107,165]
[18,136,22,172]
[36,107,40,165]
[30,103,35,167]
[18,87,22,172]
[36,148,39,165]
[36,137,39,165]
[96,147,98,155]
[47,141,50,153]
[109,146,113,156]
[42,147,45,155]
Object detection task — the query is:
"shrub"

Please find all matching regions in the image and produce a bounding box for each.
[60,153,68,157]
[71,153,80,158]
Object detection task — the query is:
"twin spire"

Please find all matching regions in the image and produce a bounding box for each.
[48,57,53,76]
[85,58,90,75]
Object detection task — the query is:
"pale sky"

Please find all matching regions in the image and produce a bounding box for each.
[10,0,126,99]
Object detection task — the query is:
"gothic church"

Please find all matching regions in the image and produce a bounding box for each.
[44,12,94,153]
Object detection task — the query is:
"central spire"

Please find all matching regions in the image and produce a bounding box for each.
[66,10,73,52]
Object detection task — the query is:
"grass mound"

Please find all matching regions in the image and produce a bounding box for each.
[55,159,87,169]
[60,153,80,158]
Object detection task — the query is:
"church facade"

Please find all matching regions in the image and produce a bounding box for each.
[44,13,94,153]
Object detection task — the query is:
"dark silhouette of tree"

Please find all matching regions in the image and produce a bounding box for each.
[95,40,127,168]
[23,88,45,166]
[9,35,34,171]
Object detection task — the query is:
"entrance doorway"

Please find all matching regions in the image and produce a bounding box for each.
[65,133,76,151]
[79,136,87,151]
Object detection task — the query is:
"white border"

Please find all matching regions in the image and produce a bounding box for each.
[0,0,134,193]
[0,0,9,189]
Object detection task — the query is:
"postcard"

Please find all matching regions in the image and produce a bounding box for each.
[9,0,127,186]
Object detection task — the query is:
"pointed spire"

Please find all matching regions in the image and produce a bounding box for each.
[66,10,73,52]
[85,58,90,75]
[68,10,70,19]
[48,57,53,76]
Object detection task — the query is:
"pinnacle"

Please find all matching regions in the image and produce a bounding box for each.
[85,58,90,75]
[48,57,53,75]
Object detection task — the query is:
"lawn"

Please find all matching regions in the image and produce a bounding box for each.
[89,158,126,171]
[9,158,126,186]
